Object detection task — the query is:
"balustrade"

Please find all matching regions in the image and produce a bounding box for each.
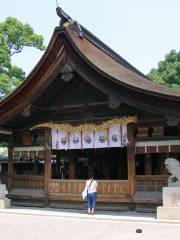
[12,175,44,189]
[48,179,129,195]
[136,175,168,192]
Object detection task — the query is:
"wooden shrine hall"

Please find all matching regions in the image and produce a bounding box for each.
[0,7,180,211]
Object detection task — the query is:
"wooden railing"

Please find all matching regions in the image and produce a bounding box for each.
[98,180,128,195]
[48,180,84,194]
[48,179,129,195]
[135,175,168,192]
[12,175,44,189]
[11,175,168,193]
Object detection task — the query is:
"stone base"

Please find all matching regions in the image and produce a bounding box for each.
[163,187,180,207]
[0,198,11,209]
[157,206,180,220]
[168,182,180,187]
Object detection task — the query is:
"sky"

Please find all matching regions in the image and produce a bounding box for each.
[0,0,180,76]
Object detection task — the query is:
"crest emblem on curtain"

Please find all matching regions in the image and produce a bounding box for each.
[109,125,121,147]
[82,131,94,149]
[59,130,69,150]
[94,130,108,148]
[69,132,81,149]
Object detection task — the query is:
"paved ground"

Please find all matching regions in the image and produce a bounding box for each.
[0,207,180,240]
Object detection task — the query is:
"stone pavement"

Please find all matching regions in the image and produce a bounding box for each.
[0,206,180,224]
[0,207,180,240]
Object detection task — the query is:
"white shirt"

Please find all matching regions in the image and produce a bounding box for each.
[86,179,98,193]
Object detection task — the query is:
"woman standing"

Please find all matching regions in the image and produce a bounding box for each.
[85,176,98,215]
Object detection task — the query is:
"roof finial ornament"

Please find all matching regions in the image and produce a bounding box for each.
[56,6,83,39]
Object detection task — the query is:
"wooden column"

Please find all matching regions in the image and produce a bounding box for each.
[159,154,167,175]
[44,128,52,195]
[104,153,110,179]
[56,152,61,179]
[69,157,76,179]
[34,156,39,175]
[145,154,152,175]
[8,134,14,191]
[118,156,122,179]
[127,124,135,196]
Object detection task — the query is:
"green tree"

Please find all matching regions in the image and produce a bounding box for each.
[0,17,46,98]
[148,50,180,90]
[0,142,8,148]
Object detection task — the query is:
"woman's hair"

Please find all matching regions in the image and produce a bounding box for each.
[89,174,94,179]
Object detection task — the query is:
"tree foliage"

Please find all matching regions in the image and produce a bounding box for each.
[0,142,8,148]
[0,17,46,98]
[148,50,180,90]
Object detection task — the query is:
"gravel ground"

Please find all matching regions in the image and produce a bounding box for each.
[0,212,180,240]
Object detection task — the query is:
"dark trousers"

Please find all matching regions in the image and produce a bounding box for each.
[87,192,97,209]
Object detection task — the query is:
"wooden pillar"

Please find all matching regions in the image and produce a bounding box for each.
[69,157,76,179]
[127,124,135,196]
[118,156,122,179]
[145,154,152,175]
[34,156,39,175]
[118,149,127,179]
[44,128,52,195]
[159,154,167,175]
[8,134,14,191]
[102,159,106,179]
[105,152,111,179]
[56,152,61,179]
[158,155,163,175]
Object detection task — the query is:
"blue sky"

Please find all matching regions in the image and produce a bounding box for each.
[1,0,180,75]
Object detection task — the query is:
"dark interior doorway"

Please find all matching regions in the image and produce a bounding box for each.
[52,148,127,180]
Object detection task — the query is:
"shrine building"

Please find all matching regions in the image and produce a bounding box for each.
[0,7,180,211]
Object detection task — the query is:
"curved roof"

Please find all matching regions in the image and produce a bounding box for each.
[65,24,180,99]
[56,7,180,99]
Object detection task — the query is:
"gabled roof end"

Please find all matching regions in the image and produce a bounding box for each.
[56,7,83,39]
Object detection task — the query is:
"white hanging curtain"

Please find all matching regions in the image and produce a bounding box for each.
[121,125,129,147]
[51,125,128,150]
[82,131,94,149]
[58,130,69,150]
[109,124,121,148]
[51,128,59,150]
[94,130,108,148]
[69,132,82,149]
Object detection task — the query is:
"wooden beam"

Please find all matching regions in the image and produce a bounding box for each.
[31,101,109,113]
[127,123,135,196]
